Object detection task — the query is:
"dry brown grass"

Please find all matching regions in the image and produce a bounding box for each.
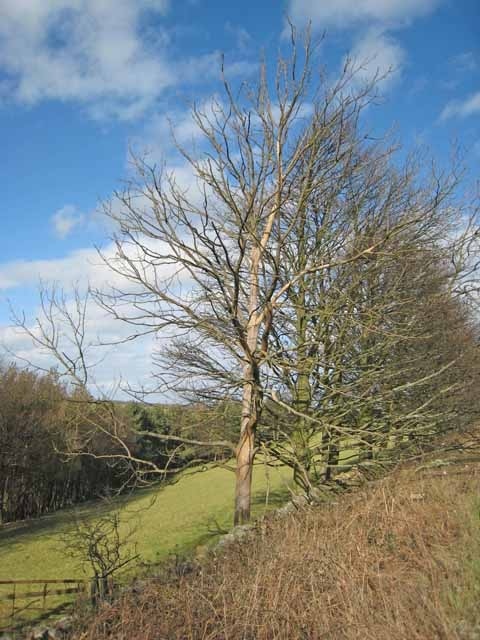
[75,461,480,640]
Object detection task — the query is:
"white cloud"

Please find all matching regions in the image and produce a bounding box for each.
[0,294,159,396]
[0,247,107,291]
[285,0,437,96]
[138,96,235,160]
[440,92,480,121]
[348,28,406,88]
[0,239,188,396]
[287,0,439,29]
[144,109,204,153]
[0,1,258,121]
[51,204,85,238]
[0,244,131,391]
[0,0,173,120]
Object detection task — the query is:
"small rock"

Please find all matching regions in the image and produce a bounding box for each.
[275,501,296,517]
[215,532,236,548]
[335,469,365,488]
[231,524,254,539]
[31,630,50,640]
[291,494,309,509]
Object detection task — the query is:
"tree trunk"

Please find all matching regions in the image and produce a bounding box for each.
[234,428,255,525]
[234,356,259,525]
[325,439,339,481]
[232,198,276,523]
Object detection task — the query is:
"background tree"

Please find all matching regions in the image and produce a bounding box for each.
[0,364,135,523]
[261,198,480,492]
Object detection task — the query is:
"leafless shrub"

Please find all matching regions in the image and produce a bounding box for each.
[60,508,139,603]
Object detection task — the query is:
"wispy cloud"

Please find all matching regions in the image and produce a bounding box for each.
[449,51,478,73]
[286,0,440,97]
[347,28,406,88]
[0,1,174,120]
[440,91,480,121]
[286,0,439,29]
[177,52,258,87]
[51,204,85,239]
[225,22,252,52]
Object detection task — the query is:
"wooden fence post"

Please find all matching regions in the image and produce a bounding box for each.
[11,582,15,621]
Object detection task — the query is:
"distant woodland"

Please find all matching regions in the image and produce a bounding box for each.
[0,364,238,523]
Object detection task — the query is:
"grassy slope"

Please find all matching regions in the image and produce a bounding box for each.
[0,462,291,583]
[78,454,480,640]
[1,443,361,584]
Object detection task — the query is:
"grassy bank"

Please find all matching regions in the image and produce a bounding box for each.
[0,461,292,630]
[76,455,480,639]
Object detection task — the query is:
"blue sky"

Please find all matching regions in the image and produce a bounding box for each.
[0,0,479,391]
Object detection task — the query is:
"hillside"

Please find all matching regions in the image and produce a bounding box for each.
[0,462,291,631]
[72,441,480,640]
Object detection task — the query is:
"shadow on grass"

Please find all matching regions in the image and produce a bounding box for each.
[251,486,291,510]
[160,486,292,561]
[0,462,231,549]
[0,600,74,634]
[0,481,290,553]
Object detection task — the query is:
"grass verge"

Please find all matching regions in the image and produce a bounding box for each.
[75,457,480,639]
[0,461,292,630]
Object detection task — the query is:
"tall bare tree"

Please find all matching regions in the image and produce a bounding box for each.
[12,29,479,524]
[91,31,423,523]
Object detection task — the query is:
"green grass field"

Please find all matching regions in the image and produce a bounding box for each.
[0,441,365,631]
[1,463,293,580]
[0,461,292,629]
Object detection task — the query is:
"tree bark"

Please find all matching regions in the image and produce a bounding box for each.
[233,240,264,525]
[234,426,255,525]
[234,349,260,525]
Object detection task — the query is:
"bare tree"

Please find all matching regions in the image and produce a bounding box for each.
[11,28,479,525]
[262,182,480,492]
[90,30,420,523]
